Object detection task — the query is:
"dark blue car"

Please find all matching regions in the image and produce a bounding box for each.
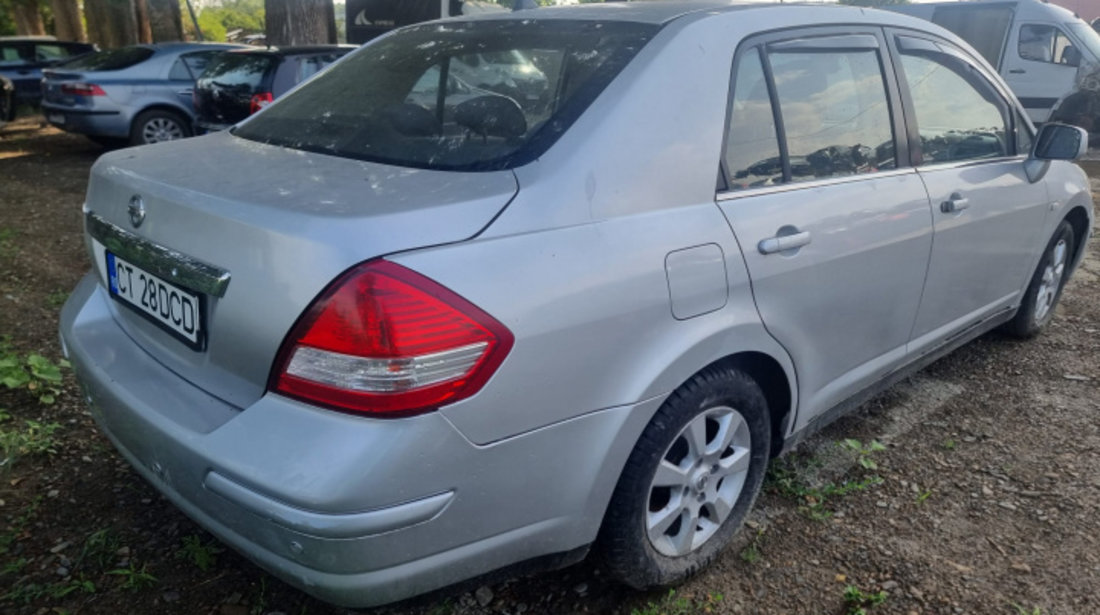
[0,36,95,107]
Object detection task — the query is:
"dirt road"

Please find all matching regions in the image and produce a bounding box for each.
[1,118,1097,615]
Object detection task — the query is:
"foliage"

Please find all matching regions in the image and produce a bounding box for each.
[184,0,265,42]
[176,534,223,572]
[0,338,68,405]
[843,585,888,615]
[766,453,883,521]
[631,590,723,615]
[840,438,887,470]
[107,562,158,591]
[0,409,62,474]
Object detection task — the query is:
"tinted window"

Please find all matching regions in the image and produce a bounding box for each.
[169,58,191,80]
[183,51,219,78]
[198,53,276,93]
[931,6,1013,66]
[296,53,343,83]
[1019,25,1079,65]
[63,47,154,71]
[897,39,1008,164]
[768,47,895,182]
[34,44,70,62]
[0,44,29,67]
[234,20,658,171]
[725,48,781,190]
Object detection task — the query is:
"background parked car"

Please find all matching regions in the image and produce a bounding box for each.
[0,75,14,129]
[0,36,95,108]
[193,45,354,133]
[40,42,246,147]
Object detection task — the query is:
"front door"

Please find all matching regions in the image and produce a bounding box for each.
[890,33,1050,351]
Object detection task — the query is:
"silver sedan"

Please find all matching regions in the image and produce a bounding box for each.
[60,0,1092,608]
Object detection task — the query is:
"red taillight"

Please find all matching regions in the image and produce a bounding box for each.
[60,83,105,96]
[249,92,274,114]
[270,260,514,417]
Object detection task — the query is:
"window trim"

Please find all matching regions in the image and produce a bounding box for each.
[886,28,1029,166]
[717,25,910,198]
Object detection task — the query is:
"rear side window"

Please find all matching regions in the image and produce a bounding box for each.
[198,53,277,94]
[769,47,896,182]
[34,44,70,62]
[931,5,1013,67]
[725,49,782,189]
[896,37,1009,164]
[62,47,154,71]
[296,53,343,83]
[233,20,658,171]
[0,44,29,67]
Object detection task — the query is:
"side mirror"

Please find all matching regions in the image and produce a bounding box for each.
[1033,122,1088,160]
[1025,122,1089,182]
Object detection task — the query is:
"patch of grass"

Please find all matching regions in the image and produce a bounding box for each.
[249,576,269,615]
[843,584,888,615]
[941,439,957,450]
[46,289,69,308]
[0,337,69,404]
[176,534,223,572]
[2,577,95,604]
[1012,605,1045,615]
[916,489,933,505]
[78,528,122,571]
[631,589,724,615]
[0,228,16,260]
[739,527,765,564]
[107,562,157,592]
[0,409,62,475]
[766,456,883,521]
[0,497,40,556]
[840,439,887,470]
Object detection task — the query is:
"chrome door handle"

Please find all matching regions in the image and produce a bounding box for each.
[940,193,970,213]
[758,231,812,255]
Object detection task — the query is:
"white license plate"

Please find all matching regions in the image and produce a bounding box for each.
[106,252,204,349]
[47,113,65,125]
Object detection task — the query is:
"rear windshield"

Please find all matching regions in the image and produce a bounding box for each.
[198,53,277,92]
[233,20,658,171]
[61,47,154,71]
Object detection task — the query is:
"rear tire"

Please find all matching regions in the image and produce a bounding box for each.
[130,109,191,146]
[1004,220,1076,339]
[600,365,770,589]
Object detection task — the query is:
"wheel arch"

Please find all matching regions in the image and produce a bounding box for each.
[131,103,194,129]
[1064,204,1091,273]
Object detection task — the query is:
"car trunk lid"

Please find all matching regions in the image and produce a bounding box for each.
[83,131,517,411]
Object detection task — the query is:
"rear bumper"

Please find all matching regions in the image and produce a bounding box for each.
[60,272,646,607]
[41,103,126,137]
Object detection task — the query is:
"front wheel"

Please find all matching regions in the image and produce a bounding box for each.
[130,109,191,146]
[1005,220,1076,338]
[600,366,771,589]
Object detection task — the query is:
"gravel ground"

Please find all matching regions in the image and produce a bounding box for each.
[1,117,1098,615]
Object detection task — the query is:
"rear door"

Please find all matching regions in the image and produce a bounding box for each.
[717,28,934,426]
[888,32,1048,352]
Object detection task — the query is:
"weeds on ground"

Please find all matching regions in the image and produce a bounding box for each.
[739,527,765,564]
[46,290,69,308]
[107,562,157,591]
[941,439,957,450]
[0,497,39,556]
[843,584,888,615]
[176,534,223,572]
[77,528,122,570]
[2,578,95,604]
[0,409,62,474]
[765,453,883,521]
[0,337,69,404]
[1012,604,1045,615]
[0,228,16,260]
[839,439,887,470]
[631,589,724,615]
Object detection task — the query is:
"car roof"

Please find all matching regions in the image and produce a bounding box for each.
[142,42,248,52]
[229,45,357,57]
[449,0,833,25]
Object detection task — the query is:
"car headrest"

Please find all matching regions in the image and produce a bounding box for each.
[383,103,440,137]
[454,95,527,139]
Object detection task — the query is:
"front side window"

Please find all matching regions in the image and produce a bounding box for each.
[1019,24,1080,66]
[897,38,1009,164]
[233,20,658,171]
[725,48,782,190]
[768,47,896,182]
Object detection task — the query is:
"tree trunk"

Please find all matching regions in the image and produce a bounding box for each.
[51,0,86,42]
[147,0,184,42]
[13,0,47,36]
[85,0,140,49]
[266,0,337,46]
[133,0,153,44]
